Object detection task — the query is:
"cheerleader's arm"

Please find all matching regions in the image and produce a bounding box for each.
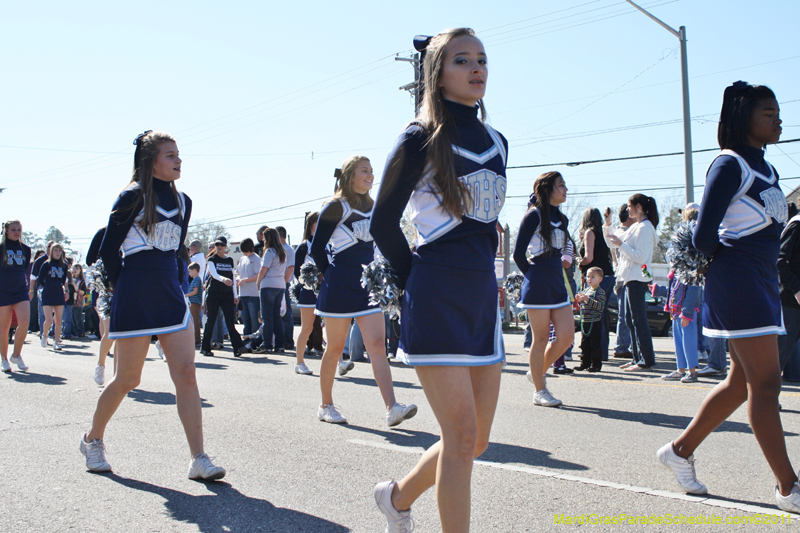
[100,188,142,286]
[778,218,800,301]
[513,209,541,274]
[310,200,343,275]
[370,125,428,288]
[86,227,105,267]
[693,157,742,256]
[293,243,307,279]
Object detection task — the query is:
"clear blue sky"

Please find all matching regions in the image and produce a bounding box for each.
[3,0,800,256]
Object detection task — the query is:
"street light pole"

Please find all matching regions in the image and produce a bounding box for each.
[626,0,694,204]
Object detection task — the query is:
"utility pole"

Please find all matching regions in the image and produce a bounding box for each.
[395,53,421,113]
[627,0,694,204]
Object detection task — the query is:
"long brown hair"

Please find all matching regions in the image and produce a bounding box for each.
[417,27,487,217]
[303,212,320,242]
[1,219,22,267]
[118,131,182,235]
[529,172,568,258]
[263,227,286,263]
[629,194,659,228]
[330,155,373,211]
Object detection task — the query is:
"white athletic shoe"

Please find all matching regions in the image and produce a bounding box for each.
[80,435,111,472]
[40,335,47,348]
[656,441,708,494]
[776,478,800,514]
[1,360,11,373]
[374,480,414,533]
[155,340,166,361]
[526,370,547,387]
[533,388,562,407]
[338,360,355,376]
[188,453,226,481]
[386,403,418,428]
[317,404,347,424]
[10,355,28,371]
[94,364,105,386]
[53,343,62,352]
[294,362,313,375]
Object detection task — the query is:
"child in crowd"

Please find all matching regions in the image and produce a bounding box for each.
[187,262,203,348]
[574,266,607,372]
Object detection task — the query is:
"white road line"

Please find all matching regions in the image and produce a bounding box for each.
[349,439,797,518]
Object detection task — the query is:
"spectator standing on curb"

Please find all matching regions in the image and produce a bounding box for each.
[276,226,295,350]
[603,204,634,358]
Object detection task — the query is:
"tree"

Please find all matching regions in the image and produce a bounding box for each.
[22,231,44,251]
[653,194,684,263]
[42,226,80,260]
[186,219,231,249]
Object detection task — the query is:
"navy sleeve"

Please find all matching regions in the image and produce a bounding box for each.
[99,187,143,286]
[778,219,800,297]
[370,125,428,287]
[513,209,541,274]
[294,242,307,278]
[693,156,742,256]
[86,227,106,266]
[179,194,192,252]
[32,254,46,279]
[310,200,343,275]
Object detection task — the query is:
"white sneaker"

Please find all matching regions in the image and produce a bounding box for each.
[53,343,62,351]
[40,335,47,348]
[1,360,11,373]
[80,435,112,472]
[776,478,800,513]
[374,480,414,533]
[656,441,707,494]
[533,388,562,407]
[338,360,355,376]
[155,340,166,361]
[188,453,226,480]
[10,356,28,371]
[317,404,347,424]
[294,362,313,375]
[94,364,105,386]
[387,403,418,428]
[696,366,725,376]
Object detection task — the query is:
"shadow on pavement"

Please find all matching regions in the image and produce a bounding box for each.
[5,371,67,386]
[337,375,421,390]
[343,425,588,471]
[559,406,797,436]
[127,388,213,408]
[104,474,350,532]
[195,362,229,371]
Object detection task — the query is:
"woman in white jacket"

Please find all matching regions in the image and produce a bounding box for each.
[607,194,658,371]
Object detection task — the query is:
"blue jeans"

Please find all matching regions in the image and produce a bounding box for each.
[240,296,260,336]
[348,320,366,361]
[72,306,85,337]
[624,281,655,367]
[673,318,698,370]
[598,275,615,359]
[61,304,74,337]
[37,287,45,333]
[696,306,709,353]
[704,337,728,371]
[614,283,632,353]
[260,287,285,350]
[282,285,294,347]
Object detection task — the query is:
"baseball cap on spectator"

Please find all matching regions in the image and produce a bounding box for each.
[214,236,228,246]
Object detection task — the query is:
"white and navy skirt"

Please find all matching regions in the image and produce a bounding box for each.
[517,254,571,310]
[398,261,504,367]
[0,272,29,307]
[703,247,784,338]
[297,287,317,308]
[109,252,191,339]
[315,262,381,318]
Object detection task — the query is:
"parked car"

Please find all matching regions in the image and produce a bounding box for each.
[574,290,672,337]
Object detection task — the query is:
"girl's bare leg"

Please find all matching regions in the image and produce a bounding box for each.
[319,317,350,406]
[355,312,395,409]
[295,307,316,365]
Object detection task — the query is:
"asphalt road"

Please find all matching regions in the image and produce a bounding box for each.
[2,329,799,532]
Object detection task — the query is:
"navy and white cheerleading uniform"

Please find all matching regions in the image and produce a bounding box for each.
[99,178,192,339]
[0,240,32,307]
[293,241,317,308]
[38,259,68,306]
[513,207,571,309]
[694,145,787,338]
[311,195,381,318]
[371,99,507,367]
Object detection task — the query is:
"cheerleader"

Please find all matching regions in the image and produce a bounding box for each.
[39,243,69,352]
[291,211,320,375]
[0,220,32,372]
[656,82,800,512]
[513,172,574,408]
[81,131,224,480]
[200,235,245,357]
[370,28,504,532]
[310,155,417,427]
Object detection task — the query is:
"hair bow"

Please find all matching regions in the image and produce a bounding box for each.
[413,35,432,52]
[133,130,153,146]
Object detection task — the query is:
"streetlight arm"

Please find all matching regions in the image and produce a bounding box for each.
[626,0,680,38]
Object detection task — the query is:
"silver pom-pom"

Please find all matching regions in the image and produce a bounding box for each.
[289,278,302,301]
[504,272,524,306]
[89,258,114,319]
[361,257,402,320]
[298,261,321,295]
[665,220,710,286]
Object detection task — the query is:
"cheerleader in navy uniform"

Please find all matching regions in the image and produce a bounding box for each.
[0,220,32,372]
[39,243,69,352]
[656,82,800,512]
[513,172,574,408]
[81,131,224,480]
[371,28,505,532]
[291,211,319,375]
[311,156,417,427]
